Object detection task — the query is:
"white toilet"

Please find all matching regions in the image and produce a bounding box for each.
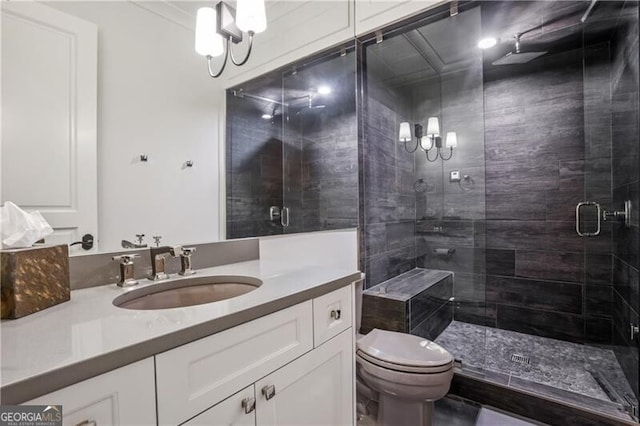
[355,280,454,426]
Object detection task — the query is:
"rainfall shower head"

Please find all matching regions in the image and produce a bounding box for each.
[492,33,547,65]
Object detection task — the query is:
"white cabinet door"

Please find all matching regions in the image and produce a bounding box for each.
[354,0,444,36]
[1,2,98,251]
[255,329,354,426]
[183,385,256,426]
[26,358,156,426]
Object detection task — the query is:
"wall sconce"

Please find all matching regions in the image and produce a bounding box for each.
[195,0,267,78]
[398,117,456,161]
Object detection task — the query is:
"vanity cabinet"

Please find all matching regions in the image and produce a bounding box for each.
[182,330,353,426]
[26,358,156,426]
[23,285,354,426]
[160,285,354,426]
[155,301,314,425]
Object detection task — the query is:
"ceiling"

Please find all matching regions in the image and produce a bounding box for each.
[367,0,631,88]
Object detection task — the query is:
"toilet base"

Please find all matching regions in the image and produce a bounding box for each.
[378,394,434,426]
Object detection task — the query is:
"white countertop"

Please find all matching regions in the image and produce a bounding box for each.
[0,258,360,403]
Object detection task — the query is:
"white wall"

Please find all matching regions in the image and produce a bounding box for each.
[48,1,224,251]
[259,228,359,271]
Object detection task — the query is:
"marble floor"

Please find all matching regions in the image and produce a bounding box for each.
[435,321,637,416]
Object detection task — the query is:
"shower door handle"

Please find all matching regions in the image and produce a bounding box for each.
[576,201,601,237]
[280,207,290,227]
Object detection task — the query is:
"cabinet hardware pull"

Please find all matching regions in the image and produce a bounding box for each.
[76,421,97,426]
[330,309,341,320]
[241,397,256,414]
[262,384,276,400]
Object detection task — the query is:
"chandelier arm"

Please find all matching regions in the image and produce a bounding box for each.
[425,147,439,162]
[403,138,419,154]
[439,148,454,161]
[229,32,255,66]
[206,38,230,78]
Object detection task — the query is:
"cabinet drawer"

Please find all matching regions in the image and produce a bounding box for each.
[156,301,313,425]
[313,285,352,347]
[182,385,255,426]
[26,358,156,426]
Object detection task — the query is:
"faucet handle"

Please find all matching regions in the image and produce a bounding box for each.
[178,247,197,276]
[135,234,145,245]
[112,253,140,263]
[112,254,140,287]
[153,235,162,247]
[182,247,196,256]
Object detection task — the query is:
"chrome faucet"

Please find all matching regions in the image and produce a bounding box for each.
[149,245,183,281]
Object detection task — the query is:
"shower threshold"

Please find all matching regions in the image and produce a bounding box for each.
[435,321,638,421]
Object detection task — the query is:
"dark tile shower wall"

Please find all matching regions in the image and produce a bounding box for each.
[611,1,640,398]
[481,48,615,344]
[226,97,284,239]
[289,111,359,233]
[413,64,488,327]
[361,63,416,288]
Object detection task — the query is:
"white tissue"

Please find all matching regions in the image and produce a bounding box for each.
[0,201,53,249]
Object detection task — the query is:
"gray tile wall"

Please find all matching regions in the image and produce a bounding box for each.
[361,56,416,288]
[289,111,359,233]
[480,48,614,344]
[226,95,284,239]
[610,1,640,399]
[412,64,488,328]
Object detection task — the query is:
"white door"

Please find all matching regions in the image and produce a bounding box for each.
[1,2,98,252]
[183,385,257,426]
[255,330,354,426]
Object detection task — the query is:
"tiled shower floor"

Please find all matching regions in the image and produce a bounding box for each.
[435,321,637,417]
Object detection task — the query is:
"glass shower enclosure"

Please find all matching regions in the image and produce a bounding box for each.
[359,0,639,421]
[225,46,358,239]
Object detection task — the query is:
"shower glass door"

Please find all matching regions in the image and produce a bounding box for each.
[281,47,358,234]
[582,0,640,416]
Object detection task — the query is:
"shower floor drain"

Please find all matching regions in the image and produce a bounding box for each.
[511,354,531,365]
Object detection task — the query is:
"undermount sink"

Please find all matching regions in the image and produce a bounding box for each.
[113,275,262,310]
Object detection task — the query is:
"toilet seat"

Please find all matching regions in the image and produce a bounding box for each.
[357,329,453,374]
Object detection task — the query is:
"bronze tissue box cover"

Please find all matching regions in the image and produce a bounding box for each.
[1,244,70,319]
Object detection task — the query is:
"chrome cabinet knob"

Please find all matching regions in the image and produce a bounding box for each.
[330,309,341,320]
[241,397,256,414]
[262,384,276,400]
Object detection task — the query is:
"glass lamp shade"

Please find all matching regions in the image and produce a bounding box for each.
[420,136,434,151]
[426,117,440,136]
[445,132,458,148]
[236,0,267,34]
[195,8,224,57]
[399,122,412,142]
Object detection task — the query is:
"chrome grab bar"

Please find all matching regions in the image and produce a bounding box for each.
[576,201,601,237]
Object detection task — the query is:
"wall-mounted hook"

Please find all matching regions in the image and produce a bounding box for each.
[185,161,193,167]
[140,154,148,162]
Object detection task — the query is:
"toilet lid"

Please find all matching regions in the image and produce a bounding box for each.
[357,329,453,370]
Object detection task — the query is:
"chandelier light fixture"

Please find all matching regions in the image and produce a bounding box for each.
[398,117,457,161]
[195,0,267,78]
